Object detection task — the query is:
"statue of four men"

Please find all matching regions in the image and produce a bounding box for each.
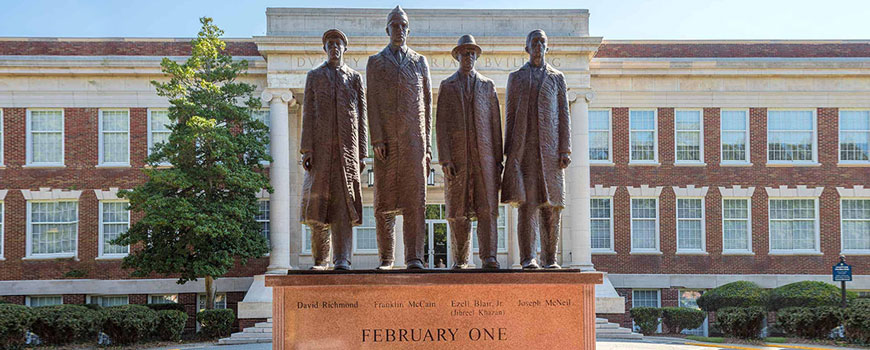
[300,6,571,270]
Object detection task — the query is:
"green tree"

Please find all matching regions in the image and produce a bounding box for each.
[116,17,271,310]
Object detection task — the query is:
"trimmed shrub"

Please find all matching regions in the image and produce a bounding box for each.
[197,309,235,339]
[697,281,768,312]
[630,307,662,336]
[844,299,870,344]
[146,302,186,313]
[662,307,706,335]
[715,306,765,339]
[82,303,102,311]
[0,304,35,349]
[769,281,857,310]
[30,305,101,345]
[776,306,842,339]
[156,310,188,342]
[100,305,158,345]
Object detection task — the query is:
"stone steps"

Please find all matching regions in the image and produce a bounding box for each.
[594,318,644,340]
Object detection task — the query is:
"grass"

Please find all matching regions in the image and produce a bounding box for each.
[763,337,788,343]
[686,335,725,343]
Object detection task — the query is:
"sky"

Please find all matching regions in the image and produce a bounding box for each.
[1,0,869,40]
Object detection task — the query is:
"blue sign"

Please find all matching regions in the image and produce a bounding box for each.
[833,262,852,282]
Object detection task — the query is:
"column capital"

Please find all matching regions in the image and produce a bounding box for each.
[261,89,296,105]
[567,89,594,103]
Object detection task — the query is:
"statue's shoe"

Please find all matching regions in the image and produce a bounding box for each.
[376,261,393,270]
[543,263,561,269]
[310,264,329,271]
[334,260,351,270]
[405,260,425,270]
[482,257,500,270]
[521,259,541,270]
[452,263,469,270]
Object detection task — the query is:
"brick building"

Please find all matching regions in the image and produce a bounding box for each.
[0,8,868,335]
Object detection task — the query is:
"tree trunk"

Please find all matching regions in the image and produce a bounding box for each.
[205,275,216,310]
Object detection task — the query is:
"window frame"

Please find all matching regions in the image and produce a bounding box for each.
[721,197,754,255]
[589,108,613,164]
[631,289,662,333]
[676,197,707,254]
[353,206,378,254]
[629,109,659,164]
[0,201,4,260]
[767,198,821,255]
[590,196,615,254]
[97,108,131,167]
[630,197,661,254]
[148,294,179,304]
[25,200,79,259]
[197,292,227,311]
[147,108,171,166]
[720,108,751,165]
[87,295,129,307]
[840,198,870,255]
[26,295,63,307]
[98,200,130,259]
[838,109,870,164]
[26,108,65,167]
[256,199,270,253]
[251,108,271,165]
[674,108,704,165]
[766,108,818,165]
[0,108,4,166]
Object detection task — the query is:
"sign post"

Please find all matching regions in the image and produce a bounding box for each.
[832,256,852,309]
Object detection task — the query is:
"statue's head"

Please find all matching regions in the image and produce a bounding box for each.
[451,34,481,74]
[385,6,409,47]
[525,29,548,66]
[322,29,348,66]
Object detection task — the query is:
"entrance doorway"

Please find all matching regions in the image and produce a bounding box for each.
[424,204,450,269]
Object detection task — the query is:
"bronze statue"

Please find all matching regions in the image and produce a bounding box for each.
[501,29,572,269]
[436,35,502,270]
[367,6,432,270]
[300,29,368,270]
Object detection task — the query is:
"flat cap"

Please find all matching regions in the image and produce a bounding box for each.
[322,28,348,47]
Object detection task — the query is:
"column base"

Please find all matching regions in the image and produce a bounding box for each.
[238,275,273,319]
[570,262,596,272]
[265,267,290,275]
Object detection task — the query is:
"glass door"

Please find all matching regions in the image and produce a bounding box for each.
[425,220,450,268]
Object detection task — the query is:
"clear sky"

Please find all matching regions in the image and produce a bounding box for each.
[2,0,869,40]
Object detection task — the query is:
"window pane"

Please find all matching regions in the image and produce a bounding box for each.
[149,295,178,304]
[768,110,813,131]
[32,133,63,163]
[630,110,655,130]
[591,198,612,250]
[840,111,870,131]
[721,110,747,131]
[590,131,610,161]
[256,200,270,243]
[631,131,655,161]
[29,296,63,307]
[632,290,659,308]
[31,202,78,255]
[676,131,701,161]
[150,110,171,132]
[840,132,870,161]
[102,202,129,255]
[677,199,703,219]
[632,220,657,249]
[843,200,870,251]
[31,110,63,131]
[768,111,814,161]
[355,206,377,250]
[103,132,129,163]
[675,110,701,131]
[251,110,271,157]
[770,199,816,251]
[631,199,656,219]
[101,111,129,132]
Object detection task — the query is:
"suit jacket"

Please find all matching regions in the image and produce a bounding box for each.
[300,62,367,226]
[436,70,502,219]
[501,62,571,207]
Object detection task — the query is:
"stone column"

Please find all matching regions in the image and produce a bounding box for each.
[288,104,303,268]
[566,90,595,271]
[264,90,295,274]
[394,215,406,268]
[508,207,521,269]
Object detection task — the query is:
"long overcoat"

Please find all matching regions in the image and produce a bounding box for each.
[300,63,367,226]
[366,46,432,212]
[501,62,571,207]
[436,71,503,219]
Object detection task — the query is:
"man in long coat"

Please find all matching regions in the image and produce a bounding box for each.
[367,6,432,269]
[300,29,367,270]
[436,34,502,269]
[501,29,572,269]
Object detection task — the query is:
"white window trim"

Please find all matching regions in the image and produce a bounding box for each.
[97,108,131,167]
[840,197,870,255]
[25,200,79,260]
[630,197,661,254]
[767,197,822,255]
[301,224,312,255]
[676,197,707,254]
[196,292,227,311]
[26,295,63,307]
[97,200,130,259]
[720,108,751,166]
[631,289,663,333]
[25,108,65,167]
[147,108,171,166]
[87,295,130,306]
[589,108,613,164]
[591,196,615,254]
[353,226,379,254]
[766,108,819,166]
[838,108,870,165]
[629,108,659,165]
[674,108,705,165]
[147,294,179,304]
[253,108,271,166]
[256,199,270,256]
[721,197,754,255]
[0,200,4,260]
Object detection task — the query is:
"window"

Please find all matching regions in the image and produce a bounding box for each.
[148,294,178,304]
[251,109,271,160]
[679,290,708,336]
[841,199,870,253]
[589,109,611,162]
[767,110,816,163]
[632,290,661,333]
[677,198,705,252]
[197,293,227,311]
[591,198,613,252]
[631,198,659,252]
[27,296,62,307]
[98,109,130,166]
[99,201,129,258]
[769,199,819,253]
[147,109,171,164]
[27,201,78,258]
[630,109,657,163]
[0,202,4,259]
[721,109,750,163]
[88,295,129,307]
[675,109,703,163]
[302,224,312,254]
[355,206,377,252]
[839,110,870,162]
[472,205,508,252]
[0,109,4,166]
[27,109,64,166]
[722,199,752,253]
[256,200,270,244]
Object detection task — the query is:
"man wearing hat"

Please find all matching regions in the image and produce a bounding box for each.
[300,29,368,270]
[501,29,572,269]
[367,6,433,270]
[435,34,503,269]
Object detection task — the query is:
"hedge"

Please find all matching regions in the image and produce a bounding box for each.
[661,307,706,335]
[0,304,35,350]
[156,310,188,342]
[630,307,661,336]
[715,306,766,339]
[100,305,158,345]
[30,305,101,345]
[844,299,870,344]
[697,281,768,312]
[146,302,187,313]
[776,306,842,339]
[769,281,857,310]
[197,309,235,339]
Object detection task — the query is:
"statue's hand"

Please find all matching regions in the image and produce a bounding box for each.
[302,152,313,171]
[425,153,432,174]
[359,160,366,171]
[559,153,571,169]
[442,162,456,179]
[374,143,388,161]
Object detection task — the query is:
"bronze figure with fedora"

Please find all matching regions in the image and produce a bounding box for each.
[436,34,503,269]
[300,28,367,270]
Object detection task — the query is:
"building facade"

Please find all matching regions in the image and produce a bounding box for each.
[0,8,869,332]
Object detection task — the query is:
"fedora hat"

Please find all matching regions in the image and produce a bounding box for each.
[451,34,482,61]
[322,28,348,47]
